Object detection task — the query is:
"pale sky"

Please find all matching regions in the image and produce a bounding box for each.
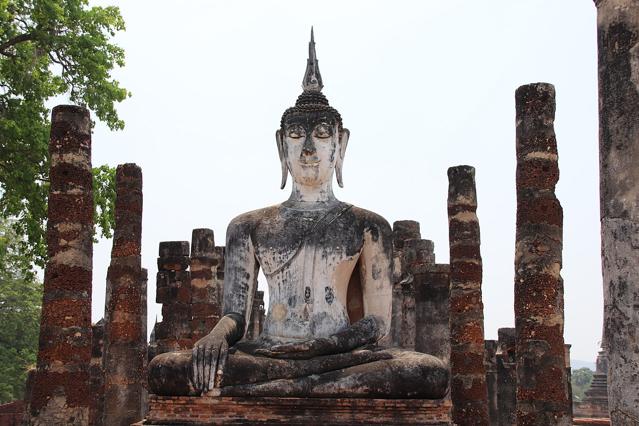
[83,0,601,362]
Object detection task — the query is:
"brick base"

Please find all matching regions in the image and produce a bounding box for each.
[0,400,24,426]
[143,395,452,425]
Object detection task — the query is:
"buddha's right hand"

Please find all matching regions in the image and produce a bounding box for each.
[191,312,245,394]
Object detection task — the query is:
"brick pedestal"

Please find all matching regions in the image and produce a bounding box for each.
[143,396,452,425]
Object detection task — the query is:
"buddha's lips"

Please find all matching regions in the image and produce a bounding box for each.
[300,162,320,167]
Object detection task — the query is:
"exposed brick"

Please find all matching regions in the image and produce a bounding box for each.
[146,396,452,425]
[514,83,570,424]
[103,163,146,426]
[447,165,489,425]
[29,105,93,425]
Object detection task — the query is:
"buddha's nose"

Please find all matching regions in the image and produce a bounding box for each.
[302,136,316,155]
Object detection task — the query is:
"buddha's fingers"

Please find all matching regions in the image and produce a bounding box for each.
[203,347,212,392]
[191,346,200,391]
[198,346,205,392]
[209,344,223,391]
[214,341,228,388]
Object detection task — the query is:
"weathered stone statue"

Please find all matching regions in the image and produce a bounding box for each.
[148,30,448,399]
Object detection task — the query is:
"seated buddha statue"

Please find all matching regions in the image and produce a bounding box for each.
[148,30,448,399]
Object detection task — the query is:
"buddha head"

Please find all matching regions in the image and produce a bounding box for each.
[276,29,350,190]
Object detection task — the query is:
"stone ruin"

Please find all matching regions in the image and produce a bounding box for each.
[20,94,574,426]
[12,4,639,423]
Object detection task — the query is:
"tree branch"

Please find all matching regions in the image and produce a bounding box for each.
[0,33,36,56]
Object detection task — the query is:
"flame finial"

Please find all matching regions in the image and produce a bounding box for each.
[302,27,323,92]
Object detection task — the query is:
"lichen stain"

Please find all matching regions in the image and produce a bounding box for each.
[271,304,287,322]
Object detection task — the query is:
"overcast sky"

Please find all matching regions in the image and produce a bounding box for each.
[84,0,602,362]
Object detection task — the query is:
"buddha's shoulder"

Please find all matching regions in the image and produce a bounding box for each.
[348,205,392,235]
[227,204,282,231]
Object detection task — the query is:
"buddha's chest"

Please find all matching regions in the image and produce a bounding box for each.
[252,207,363,277]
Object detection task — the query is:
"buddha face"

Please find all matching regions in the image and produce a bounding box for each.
[277,112,349,189]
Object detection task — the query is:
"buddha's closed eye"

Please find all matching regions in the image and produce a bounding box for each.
[313,123,333,138]
[287,125,306,138]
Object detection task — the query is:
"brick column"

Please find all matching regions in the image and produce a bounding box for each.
[29,105,93,425]
[594,1,639,422]
[514,83,570,425]
[414,263,450,363]
[564,344,573,419]
[190,229,223,342]
[485,340,499,426]
[390,220,421,349]
[89,319,105,426]
[447,165,489,425]
[497,328,516,426]
[155,241,192,353]
[140,268,149,417]
[103,164,145,426]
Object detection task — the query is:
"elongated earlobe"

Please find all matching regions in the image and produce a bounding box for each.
[276,130,288,189]
[336,128,350,188]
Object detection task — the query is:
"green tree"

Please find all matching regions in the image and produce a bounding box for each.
[572,367,594,402]
[0,218,42,403]
[0,0,128,271]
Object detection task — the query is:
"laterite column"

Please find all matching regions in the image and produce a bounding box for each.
[514,83,570,425]
[190,229,223,342]
[447,165,489,425]
[414,263,450,363]
[29,105,93,425]
[103,164,144,426]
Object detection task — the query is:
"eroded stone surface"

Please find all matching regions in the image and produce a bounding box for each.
[595,3,639,423]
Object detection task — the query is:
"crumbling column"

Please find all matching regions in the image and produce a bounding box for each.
[141,268,148,349]
[485,340,499,426]
[29,105,93,425]
[89,319,105,426]
[103,164,145,426]
[190,229,224,342]
[514,83,570,425]
[155,241,192,353]
[414,263,450,363]
[497,328,516,426]
[564,344,573,419]
[140,268,149,417]
[447,165,489,425]
[594,1,639,423]
[390,220,421,349]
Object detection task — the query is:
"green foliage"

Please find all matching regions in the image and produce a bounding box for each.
[93,163,115,239]
[0,0,128,269]
[572,367,594,402]
[0,218,42,403]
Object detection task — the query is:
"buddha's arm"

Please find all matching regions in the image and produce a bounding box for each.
[191,216,258,393]
[358,221,393,338]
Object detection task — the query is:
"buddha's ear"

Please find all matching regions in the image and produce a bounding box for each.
[276,130,288,189]
[336,128,350,188]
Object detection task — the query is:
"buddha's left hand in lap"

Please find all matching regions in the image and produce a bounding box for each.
[255,315,383,360]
